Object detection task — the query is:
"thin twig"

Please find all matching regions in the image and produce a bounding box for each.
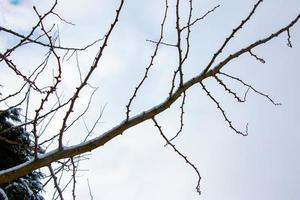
[126,0,168,121]
[200,82,248,136]
[287,29,293,47]
[169,91,186,142]
[181,4,220,30]
[249,50,266,64]
[49,164,64,200]
[203,0,263,74]
[219,72,281,106]
[214,75,246,102]
[152,117,201,195]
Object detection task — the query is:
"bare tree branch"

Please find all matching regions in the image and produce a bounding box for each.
[0,0,299,198]
[152,117,201,195]
[126,0,168,121]
[200,82,248,136]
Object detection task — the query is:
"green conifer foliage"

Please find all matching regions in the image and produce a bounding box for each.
[0,109,44,200]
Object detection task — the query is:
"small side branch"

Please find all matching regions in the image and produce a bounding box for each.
[169,91,186,142]
[0,26,101,51]
[214,75,246,102]
[211,14,300,74]
[172,0,185,88]
[287,29,293,47]
[249,50,266,64]
[0,55,43,93]
[181,4,220,30]
[219,72,281,106]
[200,82,248,136]
[87,179,94,200]
[51,11,75,26]
[58,0,125,149]
[146,39,176,47]
[203,0,263,73]
[71,157,77,200]
[48,164,64,200]
[32,7,63,158]
[152,117,201,195]
[125,0,168,121]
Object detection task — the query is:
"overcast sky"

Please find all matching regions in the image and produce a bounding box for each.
[1,0,300,199]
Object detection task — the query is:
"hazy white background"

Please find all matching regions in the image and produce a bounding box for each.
[1,0,300,199]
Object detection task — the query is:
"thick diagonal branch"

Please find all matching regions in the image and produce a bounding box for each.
[0,11,299,185]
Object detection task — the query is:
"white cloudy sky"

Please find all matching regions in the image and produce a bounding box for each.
[1,0,300,200]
